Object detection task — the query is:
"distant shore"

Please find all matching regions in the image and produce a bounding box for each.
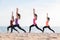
[0,33,60,40]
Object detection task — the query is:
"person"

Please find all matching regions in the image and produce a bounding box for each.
[7,11,19,33]
[29,8,43,33]
[12,8,26,33]
[42,13,55,33]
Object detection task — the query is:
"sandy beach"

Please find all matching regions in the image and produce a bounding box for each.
[0,33,60,40]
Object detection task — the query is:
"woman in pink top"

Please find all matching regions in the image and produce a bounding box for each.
[42,13,55,33]
[29,8,43,33]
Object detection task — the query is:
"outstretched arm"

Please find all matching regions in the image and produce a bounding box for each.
[11,11,14,21]
[16,8,19,15]
[12,11,13,17]
[16,8,19,18]
[16,8,21,19]
[33,8,35,15]
[47,13,48,18]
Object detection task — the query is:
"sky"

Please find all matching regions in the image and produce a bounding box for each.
[0,0,60,27]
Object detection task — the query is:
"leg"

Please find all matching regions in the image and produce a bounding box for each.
[13,27,19,33]
[11,25,19,33]
[42,26,47,33]
[48,26,55,33]
[35,25,43,32]
[17,25,26,33]
[11,27,13,33]
[7,26,11,32]
[29,24,34,33]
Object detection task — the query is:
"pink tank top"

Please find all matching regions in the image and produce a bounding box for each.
[33,18,37,25]
[46,20,49,26]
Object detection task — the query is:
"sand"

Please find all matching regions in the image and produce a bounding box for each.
[0,33,60,40]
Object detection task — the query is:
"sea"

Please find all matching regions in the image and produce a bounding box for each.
[0,26,60,33]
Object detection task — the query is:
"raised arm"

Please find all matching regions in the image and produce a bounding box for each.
[33,8,35,15]
[11,11,14,21]
[16,8,18,14]
[47,13,48,18]
[16,8,19,18]
[12,11,13,17]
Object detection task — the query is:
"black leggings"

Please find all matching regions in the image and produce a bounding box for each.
[29,24,43,33]
[7,26,19,33]
[43,26,55,33]
[13,24,26,33]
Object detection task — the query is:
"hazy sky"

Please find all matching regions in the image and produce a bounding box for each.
[0,0,60,27]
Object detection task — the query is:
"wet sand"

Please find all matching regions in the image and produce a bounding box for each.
[0,33,60,40]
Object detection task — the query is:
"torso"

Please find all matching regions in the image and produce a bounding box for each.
[33,18,37,25]
[46,20,49,26]
[10,20,14,26]
[15,18,18,25]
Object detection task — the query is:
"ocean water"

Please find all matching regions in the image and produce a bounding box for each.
[0,26,60,33]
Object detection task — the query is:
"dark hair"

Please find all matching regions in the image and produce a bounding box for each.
[17,14,20,19]
[47,17,50,21]
[34,14,37,17]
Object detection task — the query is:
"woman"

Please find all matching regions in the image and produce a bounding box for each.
[12,8,26,33]
[7,11,19,33]
[42,13,55,33]
[29,8,43,33]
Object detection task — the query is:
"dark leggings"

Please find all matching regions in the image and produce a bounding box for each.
[29,24,43,33]
[7,26,19,33]
[43,26,55,33]
[13,24,26,33]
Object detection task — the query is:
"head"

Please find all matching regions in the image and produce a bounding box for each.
[17,13,21,19]
[34,14,37,20]
[47,17,50,21]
